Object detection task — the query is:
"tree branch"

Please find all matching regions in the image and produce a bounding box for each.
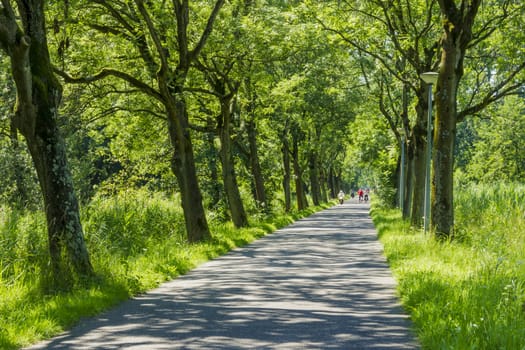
[90,0,159,77]
[53,67,164,102]
[188,0,225,62]
[134,0,169,76]
[185,87,221,98]
[458,61,525,121]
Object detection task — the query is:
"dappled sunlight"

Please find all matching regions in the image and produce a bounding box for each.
[27,203,418,349]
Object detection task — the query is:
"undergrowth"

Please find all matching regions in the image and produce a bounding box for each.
[0,189,327,349]
[372,183,525,349]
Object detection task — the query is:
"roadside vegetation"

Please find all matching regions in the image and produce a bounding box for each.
[0,1,523,349]
[372,183,525,349]
[0,189,330,349]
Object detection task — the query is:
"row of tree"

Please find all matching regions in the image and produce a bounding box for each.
[312,0,524,237]
[0,0,523,286]
[0,0,357,285]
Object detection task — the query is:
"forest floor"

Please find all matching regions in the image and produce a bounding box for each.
[26,200,419,349]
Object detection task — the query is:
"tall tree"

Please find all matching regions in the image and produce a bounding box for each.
[291,119,309,210]
[235,0,269,211]
[58,0,226,242]
[432,0,525,237]
[280,118,292,211]
[0,0,93,282]
[196,60,248,228]
[243,86,269,210]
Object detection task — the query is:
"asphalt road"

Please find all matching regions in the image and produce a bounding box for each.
[27,201,419,349]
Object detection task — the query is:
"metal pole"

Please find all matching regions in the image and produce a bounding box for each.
[424,83,433,234]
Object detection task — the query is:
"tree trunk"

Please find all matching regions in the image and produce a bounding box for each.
[403,138,415,219]
[0,0,93,282]
[401,81,411,219]
[395,156,402,207]
[166,91,211,242]
[242,78,267,211]
[308,151,321,206]
[410,90,430,227]
[217,97,248,228]
[161,0,224,242]
[206,127,221,208]
[246,118,268,211]
[26,122,93,279]
[433,0,481,238]
[410,136,427,226]
[327,167,335,199]
[319,167,328,203]
[292,134,308,210]
[281,128,292,212]
[432,44,459,239]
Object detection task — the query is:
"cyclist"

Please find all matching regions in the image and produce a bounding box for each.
[338,190,345,205]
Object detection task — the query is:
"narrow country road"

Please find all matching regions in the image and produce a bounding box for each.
[27,201,419,349]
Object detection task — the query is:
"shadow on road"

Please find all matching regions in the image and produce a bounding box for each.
[28,203,419,349]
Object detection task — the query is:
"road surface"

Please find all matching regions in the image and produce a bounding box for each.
[27,201,419,349]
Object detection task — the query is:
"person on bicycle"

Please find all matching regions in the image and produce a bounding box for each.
[357,188,364,202]
[338,190,345,205]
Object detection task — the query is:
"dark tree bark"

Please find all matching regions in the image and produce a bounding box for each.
[432,0,482,238]
[280,123,292,212]
[291,129,308,210]
[165,88,211,242]
[308,151,321,206]
[246,117,268,211]
[319,167,328,203]
[0,0,93,281]
[327,167,335,199]
[241,76,268,211]
[217,95,248,228]
[410,87,431,227]
[403,137,415,219]
[330,169,336,199]
[198,65,248,228]
[205,126,221,208]
[400,81,410,218]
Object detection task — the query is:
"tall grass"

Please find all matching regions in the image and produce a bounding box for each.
[373,182,525,349]
[0,189,326,349]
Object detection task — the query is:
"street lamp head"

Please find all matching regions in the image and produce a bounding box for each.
[420,72,439,85]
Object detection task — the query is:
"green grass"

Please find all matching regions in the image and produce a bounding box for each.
[372,183,525,350]
[0,189,331,349]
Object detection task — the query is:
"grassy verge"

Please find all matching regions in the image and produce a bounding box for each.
[0,190,331,349]
[372,183,525,349]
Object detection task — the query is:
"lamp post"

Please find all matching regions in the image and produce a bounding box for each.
[420,72,438,234]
